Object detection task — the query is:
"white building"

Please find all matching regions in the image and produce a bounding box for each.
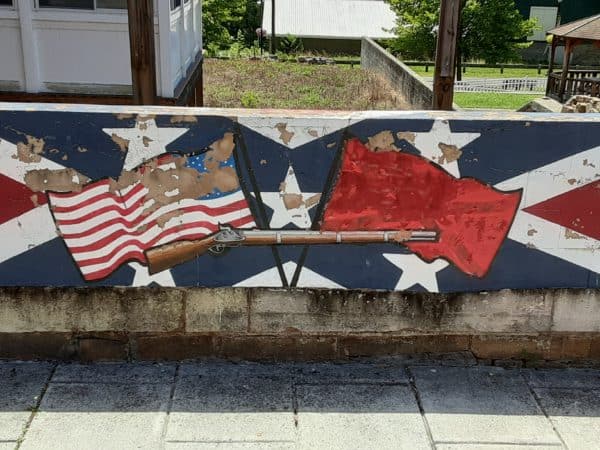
[261,0,396,54]
[0,0,203,105]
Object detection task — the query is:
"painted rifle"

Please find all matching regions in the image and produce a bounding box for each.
[145,225,438,274]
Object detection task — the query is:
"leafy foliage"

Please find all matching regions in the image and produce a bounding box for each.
[279,35,304,54]
[202,0,261,49]
[385,0,539,63]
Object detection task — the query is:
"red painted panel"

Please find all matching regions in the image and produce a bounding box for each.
[321,138,522,277]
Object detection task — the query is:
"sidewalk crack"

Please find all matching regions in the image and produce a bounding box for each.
[15,363,58,450]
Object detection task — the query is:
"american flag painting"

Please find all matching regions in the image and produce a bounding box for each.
[0,103,598,291]
[47,147,256,281]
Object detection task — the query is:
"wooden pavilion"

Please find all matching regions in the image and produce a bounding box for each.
[546,14,600,102]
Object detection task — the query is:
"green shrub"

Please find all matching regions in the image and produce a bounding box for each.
[240,91,259,108]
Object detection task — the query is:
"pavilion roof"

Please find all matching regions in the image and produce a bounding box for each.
[548,14,600,41]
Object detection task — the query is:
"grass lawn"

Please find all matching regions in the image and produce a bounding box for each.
[203,59,407,110]
[410,65,546,79]
[454,92,541,109]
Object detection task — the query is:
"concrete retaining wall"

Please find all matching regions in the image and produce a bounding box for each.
[1,287,600,362]
[361,38,435,110]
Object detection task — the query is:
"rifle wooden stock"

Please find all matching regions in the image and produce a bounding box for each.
[146,235,217,274]
[145,229,437,274]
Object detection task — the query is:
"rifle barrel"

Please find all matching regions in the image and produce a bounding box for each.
[234,230,437,246]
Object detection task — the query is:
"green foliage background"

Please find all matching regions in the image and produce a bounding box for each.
[384,0,538,63]
[202,0,260,50]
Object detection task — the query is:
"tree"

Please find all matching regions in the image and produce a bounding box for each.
[385,0,538,64]
[202,0,260,50]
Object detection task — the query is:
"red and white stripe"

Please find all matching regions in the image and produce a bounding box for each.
[48,179,255,281]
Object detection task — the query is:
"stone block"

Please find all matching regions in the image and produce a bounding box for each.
[215,335,337,361]
[249,289,449,334]
[338,335,470,358]
[296,384,430,449]
[166,376,295,444]
[470,335,555,360]
[77,334,129,361]
[20,383,171,450]
[133,334,215,360]
[124,288,185,332]
[0,288,125,332]
[534,388,600,449]
[411,366,561,445]
[441,290,553,333]
[0,362,53,441]
[0,332,75,360]
[550,289,600,332]
[186,288,247,332]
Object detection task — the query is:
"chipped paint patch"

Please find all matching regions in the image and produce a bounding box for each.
[14,135,45,163]
[24,168,91,193]
[275,123,295,145]
[397,131,416,144]
[170,115,198,124]
[438,143,462,164]
[366,131,398,152]
[111,133,129,152]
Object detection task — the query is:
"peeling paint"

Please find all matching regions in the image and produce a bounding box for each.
[366,131,398,152]
[275,123,295,145]
[110,133,129,152]
[565,229,587,240]
[170,115,198,124]
[24,168,91,193]
[13,135,45,163]
[396,131,416,144]
[438,143,462,164]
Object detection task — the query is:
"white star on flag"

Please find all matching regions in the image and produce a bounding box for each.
[129,262,175,287]
[383,254,449,292]
[103,116,188,171]
[495,144,600,274]
[234,261,344,288]
[407,119,481,177]
[0,138,66,265]
[261,165,319,229]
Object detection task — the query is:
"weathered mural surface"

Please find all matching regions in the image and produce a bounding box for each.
[0,104,598,292]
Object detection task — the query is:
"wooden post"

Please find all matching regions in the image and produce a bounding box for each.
[270,0,276,54]
[558,38,573,102]
[127,0,157,105]
[546,36,558,96]
[433,0,461,110]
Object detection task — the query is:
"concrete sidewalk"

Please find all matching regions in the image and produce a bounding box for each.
[2,358,600,450]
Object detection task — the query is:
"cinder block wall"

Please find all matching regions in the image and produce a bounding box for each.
[361,38,436,110]
[1,287,600,362]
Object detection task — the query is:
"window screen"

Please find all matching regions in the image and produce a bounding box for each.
[39,0,94,8]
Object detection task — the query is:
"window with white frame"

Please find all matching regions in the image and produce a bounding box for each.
[38,0,127,9]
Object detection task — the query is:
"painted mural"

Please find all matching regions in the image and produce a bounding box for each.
[0,103,599,292]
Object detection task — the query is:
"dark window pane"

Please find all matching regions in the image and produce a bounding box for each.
[0,0,13,6]
[96,0,126,8]
[39,0,94,9]
[170,0,181,10]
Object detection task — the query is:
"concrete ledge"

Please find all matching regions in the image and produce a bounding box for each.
[1,287,599,361]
